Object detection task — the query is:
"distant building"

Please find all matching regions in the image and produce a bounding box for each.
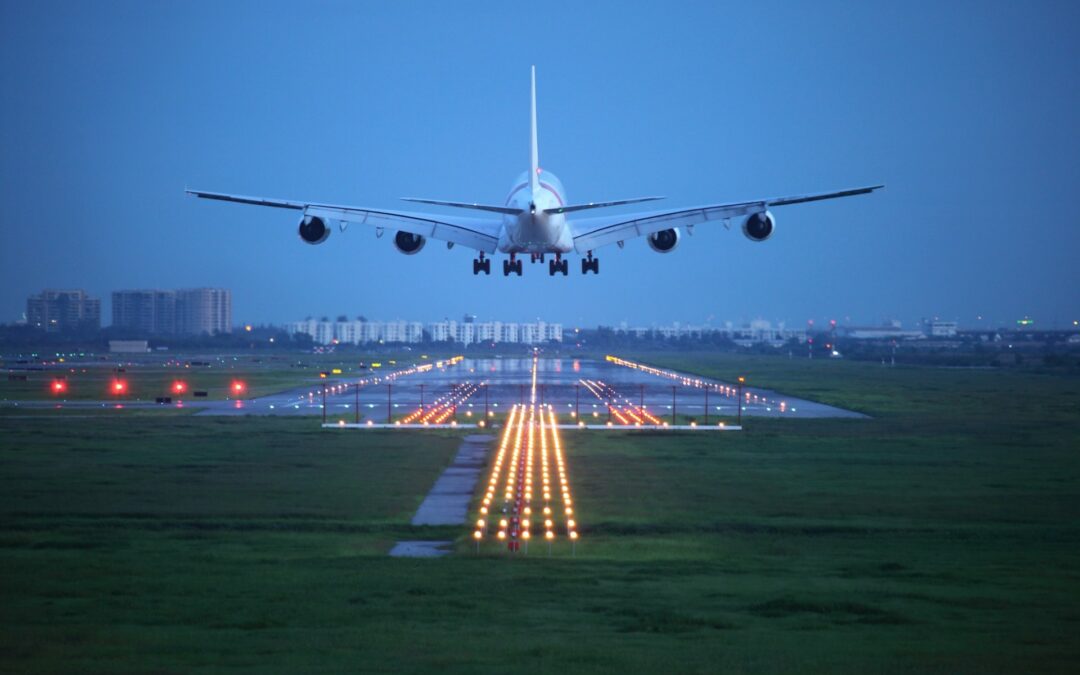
[26,289,100,332]
[109,339,150,353]
[840,322,924,340]
[925,320,959,338]
[611,320,803,346]
[112,288,231,335]
[176,288,232,335]
[112,290,177,334]
[288,317,561,346]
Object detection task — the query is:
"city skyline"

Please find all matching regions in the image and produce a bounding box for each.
[10,285,1072,333]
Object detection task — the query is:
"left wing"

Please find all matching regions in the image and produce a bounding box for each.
[186,189,502,253]
[570,185,883,252]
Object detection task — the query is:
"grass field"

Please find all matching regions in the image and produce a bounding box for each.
[1,354,1078,673]
[0,352,457,402]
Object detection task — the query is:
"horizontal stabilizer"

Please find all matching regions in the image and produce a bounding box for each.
[545,196,665,215]
[400,198,523,215]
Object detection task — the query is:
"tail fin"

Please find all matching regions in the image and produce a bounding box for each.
[529,65,540,196]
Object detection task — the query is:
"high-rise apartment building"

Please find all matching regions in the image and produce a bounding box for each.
[26,289,101,332]
[112,290,177,334]
[111,288,231,335]
[176,288,232,335]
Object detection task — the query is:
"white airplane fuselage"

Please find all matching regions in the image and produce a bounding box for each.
[497,170,573,255]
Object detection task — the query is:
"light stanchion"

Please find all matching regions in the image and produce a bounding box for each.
[737,376,745,426]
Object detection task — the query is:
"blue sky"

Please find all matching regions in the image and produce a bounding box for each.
[1,1,1077,329]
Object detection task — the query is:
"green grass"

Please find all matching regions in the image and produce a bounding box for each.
[0,351,460,402]
[2,355,1079,673]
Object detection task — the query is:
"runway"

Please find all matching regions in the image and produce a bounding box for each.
[1,356,866,421]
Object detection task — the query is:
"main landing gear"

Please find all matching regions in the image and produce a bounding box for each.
[548,254,569,276]
[581,251,600,275]
[502,254,523,276]
[472,252,491,275]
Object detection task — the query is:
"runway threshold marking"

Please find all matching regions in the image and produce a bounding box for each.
[473,357,579,554]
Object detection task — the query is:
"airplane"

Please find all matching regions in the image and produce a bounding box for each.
[187,66,882,277]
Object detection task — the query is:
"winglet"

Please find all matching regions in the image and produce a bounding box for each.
[529,65,540,196]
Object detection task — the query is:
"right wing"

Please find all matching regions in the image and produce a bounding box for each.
[186,189,502,253]
[570,185,883,252]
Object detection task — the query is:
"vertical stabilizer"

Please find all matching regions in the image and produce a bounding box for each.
[529,65,540,196]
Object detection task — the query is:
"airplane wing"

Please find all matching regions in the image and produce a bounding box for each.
[186,190,502,253]
[569,185,883,253]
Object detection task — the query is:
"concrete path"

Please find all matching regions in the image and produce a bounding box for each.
[389,434,492,557]
[388,541,453,557]
[410,434,492,526]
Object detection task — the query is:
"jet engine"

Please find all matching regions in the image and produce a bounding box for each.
[647,228,680,253]
[742,211,775,242]
[393,231,426,255]
[298,215,330,245]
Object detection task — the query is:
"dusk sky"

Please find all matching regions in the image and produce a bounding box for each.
[2,1,1077,329]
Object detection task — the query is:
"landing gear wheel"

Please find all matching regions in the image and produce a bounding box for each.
[473,258,491,275]
[550,259,568,276]
[503,260,512,276]
[581,257,600,274]
[514,260,523,276]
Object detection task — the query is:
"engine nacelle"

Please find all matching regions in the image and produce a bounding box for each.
[393,231,426,255]
[298,215,330,245]
[742,210,775,242]
[647,228,680,253]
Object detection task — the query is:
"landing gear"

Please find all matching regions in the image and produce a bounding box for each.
[472,253,491,275]
[502,255,523,276]
[581,251,600,275]
[548,255,569,276]
[529,253,546,264]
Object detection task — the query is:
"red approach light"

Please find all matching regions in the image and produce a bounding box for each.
[51,379,68,394]
[231,380,246,395]
[111,379,128,395]
[172,380,187,394]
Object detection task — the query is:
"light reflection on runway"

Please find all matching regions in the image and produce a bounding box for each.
[4,356,866,420]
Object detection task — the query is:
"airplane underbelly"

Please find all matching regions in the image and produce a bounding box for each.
[498,214,571,253]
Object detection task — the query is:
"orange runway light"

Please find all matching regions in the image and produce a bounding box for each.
[231,380,246,395]
[172,380,187,394]
[51,379,67,394]
[111,379,128,395]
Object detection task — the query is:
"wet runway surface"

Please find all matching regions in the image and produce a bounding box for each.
[233,357,865,421]
[2,357,866,420]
